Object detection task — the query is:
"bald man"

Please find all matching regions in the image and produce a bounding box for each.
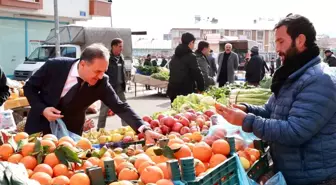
[217,43,239,87]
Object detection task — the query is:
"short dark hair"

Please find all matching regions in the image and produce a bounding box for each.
[274,14,316,47]
[181,32,196,45]
[80,43,110,64]
[197,41,210,52]
[210,49,213,53]
[111,38,123,47]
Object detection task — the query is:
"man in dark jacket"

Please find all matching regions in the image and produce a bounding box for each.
[219,14,336,185]
[167,32,205,103]
[160,57,168,67]
[97,38,128,130]
[0,66,9,106]
[195,41,215,89]
[324,49,336,67]
[245,46,263,86]
[143,54,152,90]
[207,50,217,77]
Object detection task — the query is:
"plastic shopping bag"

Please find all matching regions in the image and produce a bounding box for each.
[50,119,81,142]
[264,172,287,185]
[235,154,259,185]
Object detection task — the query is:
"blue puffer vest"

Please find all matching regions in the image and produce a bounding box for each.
[243,57,336,185]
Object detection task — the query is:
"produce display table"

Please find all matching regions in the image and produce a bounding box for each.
[132,74,168,97]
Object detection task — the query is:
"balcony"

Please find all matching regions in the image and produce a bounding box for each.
[89,0,111,17]
[0,0,43,9]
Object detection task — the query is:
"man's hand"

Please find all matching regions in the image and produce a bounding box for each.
[216,105,247,126]
[43,107,63,122]
[231,104,247,113]
[145,130,163,144]
[83,119,95,132]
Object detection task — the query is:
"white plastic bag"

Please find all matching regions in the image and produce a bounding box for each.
[50,119,81,142]
[0,109,16,130]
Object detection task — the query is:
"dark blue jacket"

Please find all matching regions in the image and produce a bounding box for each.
[243,57,336,185]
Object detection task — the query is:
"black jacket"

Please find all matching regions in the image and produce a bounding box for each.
[105,54,126,91]
[0,67,9,106]
[23,57,144,135]
[245,54,264,83]
[168,44,205,97]
[326,55,336,67]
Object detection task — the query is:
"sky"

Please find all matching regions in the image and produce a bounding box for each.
[78,0,336,38]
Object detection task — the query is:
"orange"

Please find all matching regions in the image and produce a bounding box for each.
[31,172,52,185]
[43,134,58,144]
[75,138,92,150]
[7,153,23,164]
[118,167,139,180]
[27,169,34,178]
[183,133,192,140]
[41,139,57,152]
[156,179,174,185]
[245,148,261,160]
[87,157,100,166]
[20,156,37,170]
[140,166,164,184]
[209,154,227,168]
[193,142,213,163]
[58,136,76,146]
[34,164,53,177]
[69,173,90,185]
[98,157,113,172]
[116,162,134,175]
[44,153,60,168]
[57,141,73,148]
[109,181,133,185]
[112,156,127,167]
[191,132,203,142]
[156,162,171,179]
[250,155,256,165]
[0,143,14,161]
[75,160,93,171]
[138,161,155,174]
[134,155,152,170]
[194,159,206,176]
[167,138,184,147]
[53,164,69,177]
[14,132,29,143]
[151,155,168,164]
[212,139,230,156]
[185,143,195,151]
[21,142,35,157]
[170,143,192,161]
[51,175,70,185]
[67,171,75,179]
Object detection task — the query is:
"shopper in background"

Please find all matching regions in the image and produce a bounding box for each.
[160,57,168,67]
[97,38,128,130]
[207,50,217,77]
[195,41,215,89]
[151,56,158,67]
[217,43,239,87]
[244,46,263,86]
[219,14,336,185]
[324,49,336,67]
[167,32,205,103]
[143,54,152,90]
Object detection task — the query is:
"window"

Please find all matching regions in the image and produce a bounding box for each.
[230,30,237,36]
[244,30,252,39]
[257,41,264,51]
[257,31,264,40]
[212,29,217,34]
[61,47,76,58]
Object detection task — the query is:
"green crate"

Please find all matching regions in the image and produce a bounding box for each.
[247,140,272,181]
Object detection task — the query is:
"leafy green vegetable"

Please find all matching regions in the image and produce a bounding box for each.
[151,70,169,81]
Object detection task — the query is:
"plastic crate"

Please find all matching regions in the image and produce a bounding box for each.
[92,139,145,150]
[247,140,272,181]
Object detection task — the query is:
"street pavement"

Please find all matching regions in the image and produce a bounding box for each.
[87,84,171,131]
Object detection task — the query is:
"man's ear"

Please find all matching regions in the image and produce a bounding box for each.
[296,34,307,51]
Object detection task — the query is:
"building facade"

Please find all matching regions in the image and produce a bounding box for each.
[170,22,276,53]
[133,37,173,57]
[0,0,111,76]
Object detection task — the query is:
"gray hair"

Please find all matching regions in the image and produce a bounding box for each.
[225,43,232,48]
[80,43,110,64]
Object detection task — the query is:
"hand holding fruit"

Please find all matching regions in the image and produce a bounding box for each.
[43,107,64,121]
[144,129,163,144]
[215,103,246,126]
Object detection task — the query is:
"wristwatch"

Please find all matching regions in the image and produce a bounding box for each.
[142,126,152,133]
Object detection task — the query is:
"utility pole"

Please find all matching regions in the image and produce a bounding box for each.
[110,0,113,27]
[54,0,61,57]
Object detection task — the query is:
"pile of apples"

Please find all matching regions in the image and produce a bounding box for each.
[140,109,217,138]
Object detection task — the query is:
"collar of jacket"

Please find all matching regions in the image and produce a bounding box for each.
[288,56,321,80]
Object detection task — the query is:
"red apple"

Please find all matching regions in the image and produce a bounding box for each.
[154,127,163,134]
[158,114,165,121]
[190,126,200,133]
[164,116,176,128]
[203,114,210,121]
[160,125,171,135]
[204,110,215,118]
[172,122,183,132]
[138,133,145,140]
[213,128,227,139]
[187,109,196,114]
[150,120,160,129]
[180,126,191,135]
[179,117,190,127]
[174,114,183,119]
[142,115,152,123]
[123,136,134,143]
[196,116,205,128]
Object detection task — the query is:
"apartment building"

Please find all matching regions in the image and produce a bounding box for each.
[0,0,112,76]
[170,19,276,53]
